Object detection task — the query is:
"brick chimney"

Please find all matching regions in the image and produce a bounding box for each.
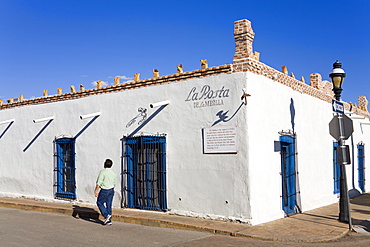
[233,19,255,62]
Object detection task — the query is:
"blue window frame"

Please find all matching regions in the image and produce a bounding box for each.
[54,138,76,199]
[280,135,297,215]
[124,135,167,211]
[358,143,365,193]
[333,142,340,194]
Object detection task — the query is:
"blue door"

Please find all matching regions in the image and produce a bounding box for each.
[280,135,296,215]
[358,143,365,193]
[125,136,167,211]
[55,138,76,199]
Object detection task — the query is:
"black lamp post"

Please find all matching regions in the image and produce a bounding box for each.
[329,61,352,226]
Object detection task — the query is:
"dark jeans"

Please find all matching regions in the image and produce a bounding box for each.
[97,188,114,218]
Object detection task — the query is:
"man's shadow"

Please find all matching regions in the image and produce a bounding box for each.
[72,206,103,224]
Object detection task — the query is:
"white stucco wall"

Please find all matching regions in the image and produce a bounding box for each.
[244,71,370,225]
[0,72,253,222]
[0,69,369,225]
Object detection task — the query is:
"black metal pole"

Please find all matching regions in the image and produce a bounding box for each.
[337,113,353,230]
[338,141,349,222]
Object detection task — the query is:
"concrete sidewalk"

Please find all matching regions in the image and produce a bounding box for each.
[1,193,369,243]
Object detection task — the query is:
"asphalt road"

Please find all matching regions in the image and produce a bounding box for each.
[1,207,370,247]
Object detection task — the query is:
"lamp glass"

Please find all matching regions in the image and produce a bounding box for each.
[331,75,344,89]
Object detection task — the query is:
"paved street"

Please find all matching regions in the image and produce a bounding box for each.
[0,207,210,247]
[1,207,370,247]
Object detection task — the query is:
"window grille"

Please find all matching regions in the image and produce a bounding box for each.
[280,134,297,215]
[124,135,167,211]
[54,138,76,199]
[358,143,365,193]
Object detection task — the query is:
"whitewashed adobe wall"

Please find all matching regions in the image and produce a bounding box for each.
[232,19,370,225]
[243,71,370,225]
[0,71,254,222]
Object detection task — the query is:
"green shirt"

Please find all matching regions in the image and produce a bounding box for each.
[96,168,116,189]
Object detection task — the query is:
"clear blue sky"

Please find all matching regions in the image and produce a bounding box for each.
[0,0,369,104]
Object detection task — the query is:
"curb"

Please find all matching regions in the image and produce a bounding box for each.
[0,201,72,215]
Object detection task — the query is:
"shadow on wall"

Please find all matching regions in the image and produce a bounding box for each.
[23,115,100,152]
[290,98,302,214]
[0,121,14,139]
[349,133,362,198]
[289,98,302,213]
[72,205,102,224]
[74,115,100,139]
[290,98,295,133]
[126,104,168,137]
[23,119,53,152]
[212,102,245,126]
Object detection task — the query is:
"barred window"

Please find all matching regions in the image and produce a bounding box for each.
[54,138,76,199]
[124,135,167,211]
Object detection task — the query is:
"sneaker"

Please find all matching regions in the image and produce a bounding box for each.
[103,214,112,225]
[106,220,112,226]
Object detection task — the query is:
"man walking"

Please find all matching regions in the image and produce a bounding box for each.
[95,159,117,225]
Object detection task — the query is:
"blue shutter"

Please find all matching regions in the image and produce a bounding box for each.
[358,144,365,193]
[280,135,296,215]
[125,138,135,208]
[160,137,167,210]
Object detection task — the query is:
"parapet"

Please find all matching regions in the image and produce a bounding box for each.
[309,73,334,97]
[0,63,231,110]
[358,96,369,112]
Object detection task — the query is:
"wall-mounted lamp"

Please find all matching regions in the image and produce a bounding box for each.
[33,116,54,123]
[150,100,170,108]
[0,119,15,125]
[345,111,365,119]
[80,112,101,120]
[349,115,365,119]
[241,88,251,105]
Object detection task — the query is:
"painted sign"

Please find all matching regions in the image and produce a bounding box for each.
[185,85,230,108]
[203,125,238,153]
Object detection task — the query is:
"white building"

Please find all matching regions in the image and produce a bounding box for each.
[0,19,369,225]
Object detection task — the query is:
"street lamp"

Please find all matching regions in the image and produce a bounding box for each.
[330,61,346,101]
[329,61,352,228]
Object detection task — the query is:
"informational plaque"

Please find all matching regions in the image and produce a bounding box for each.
[203,125,238,153]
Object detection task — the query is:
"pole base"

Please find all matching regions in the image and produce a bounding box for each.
[339,213,349,223]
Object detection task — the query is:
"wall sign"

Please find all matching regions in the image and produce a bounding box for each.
[203,125,238,153]
[185,85,230,108]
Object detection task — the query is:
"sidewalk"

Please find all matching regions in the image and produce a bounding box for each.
[1,193,369,243]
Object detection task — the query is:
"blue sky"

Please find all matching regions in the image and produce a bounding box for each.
[0,0,369,105]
